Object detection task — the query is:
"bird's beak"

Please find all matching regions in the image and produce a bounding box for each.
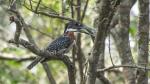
[78,28,91,34]
[66,27,89,34]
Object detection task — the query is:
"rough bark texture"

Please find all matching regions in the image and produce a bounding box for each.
[137,0,149,84]
[86,0,121,84]
[96,43,105,83]
[110,0,137,84]
[94,14,106,84]
[42,62,56,84]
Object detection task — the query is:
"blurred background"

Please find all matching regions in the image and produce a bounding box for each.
[0,0,141,84]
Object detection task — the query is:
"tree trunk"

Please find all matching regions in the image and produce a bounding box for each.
[137,0,149,84]
[110,0,137,84]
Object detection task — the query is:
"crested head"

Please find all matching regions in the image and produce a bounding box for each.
[64,21,83,33]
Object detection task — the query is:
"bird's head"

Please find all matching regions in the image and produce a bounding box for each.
[64,21,89,35]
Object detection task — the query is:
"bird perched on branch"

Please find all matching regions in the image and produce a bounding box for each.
[27,21,87,70]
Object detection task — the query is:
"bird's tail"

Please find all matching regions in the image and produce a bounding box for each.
[27,57,45,70]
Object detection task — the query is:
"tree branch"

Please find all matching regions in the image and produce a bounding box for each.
[97,65,150,72]
[61,55,76,84]
[42,62,56,84]
[0,55,35,62]
[81,0,89,22]
[8,8,37,46]
[24,5,75,21]
[8,39,57,59]
[86,0,121,84]
[8,39,76,84]
[9,16,22,47]
[35,0,42,12]
[96,73,111,84]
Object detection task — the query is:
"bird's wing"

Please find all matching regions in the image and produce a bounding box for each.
[45,36,73,54]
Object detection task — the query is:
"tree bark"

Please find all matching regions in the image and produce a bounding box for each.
[42,62,56,84]
[86,0,121,84]
[111,0,135,84]
[94,13,106,84]
[110,0,137,84]
[137,0,149,84]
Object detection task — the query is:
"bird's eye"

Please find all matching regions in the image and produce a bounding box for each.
[75,22,81,26]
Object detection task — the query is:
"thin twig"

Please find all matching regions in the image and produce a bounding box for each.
[35,0,42,12]
[81,0,89,22]
[28,0,58,14]
[83,59,88,84]
[97,65,150,72]
[24,5,75,21]
[108,33,115,66]
[29,0,33,10]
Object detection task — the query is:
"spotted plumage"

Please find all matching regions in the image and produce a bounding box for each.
[27,21,84,70]
[27,35,75,70]
[46,36,73,53]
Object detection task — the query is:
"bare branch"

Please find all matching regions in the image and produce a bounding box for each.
[62,55,76,84]
[8,0,22,46]
[81,0,89,22]
[35,0,42,12]
[29,0,33,10]
[9,16,22,47]
[28,0,59,14]
[108,33,114,66]
[0,55,35,62]
[8,39,57,58]
[42,62,56,84]
[24,5,75,21]
[8,8,37,46]
[96,73,111,84]
[97,65,150,72]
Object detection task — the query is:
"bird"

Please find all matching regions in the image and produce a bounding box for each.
[27,21,85,70]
